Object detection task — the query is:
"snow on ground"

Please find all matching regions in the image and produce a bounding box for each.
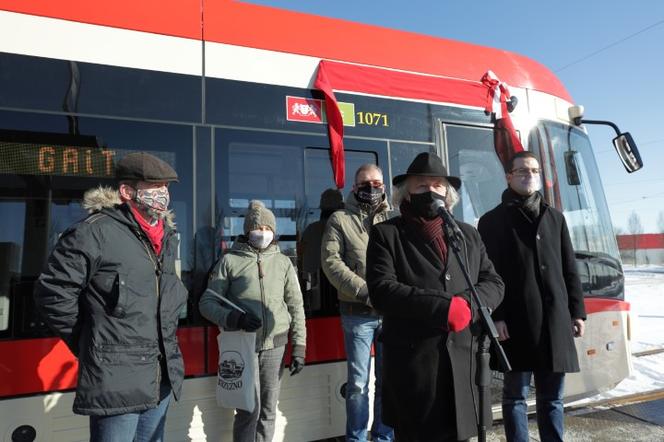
[624,265,664,353]
[569,265,664,406]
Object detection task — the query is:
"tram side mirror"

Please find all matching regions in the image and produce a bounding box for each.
[612,132,643,173]
[564,150,581,186]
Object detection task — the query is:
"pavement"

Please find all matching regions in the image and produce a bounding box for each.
[477,396,664,441]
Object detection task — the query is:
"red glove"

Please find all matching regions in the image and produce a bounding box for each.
[447,296,471,332]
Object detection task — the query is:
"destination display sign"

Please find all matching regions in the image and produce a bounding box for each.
[0,141,118,178]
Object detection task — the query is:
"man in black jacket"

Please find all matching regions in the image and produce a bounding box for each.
[35,152,188,441]
[478,151,586,442]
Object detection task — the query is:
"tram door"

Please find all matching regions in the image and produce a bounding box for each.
[213,129,388,319]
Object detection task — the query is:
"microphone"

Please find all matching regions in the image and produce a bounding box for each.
[432,198,464,239]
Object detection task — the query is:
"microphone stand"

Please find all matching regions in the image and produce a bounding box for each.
[441,220,511,442]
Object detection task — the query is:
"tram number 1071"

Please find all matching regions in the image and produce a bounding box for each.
[356,111,389,127]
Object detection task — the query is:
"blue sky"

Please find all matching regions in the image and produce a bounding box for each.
[250,0,664,233]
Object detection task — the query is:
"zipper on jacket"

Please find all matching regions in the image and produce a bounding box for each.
[257,253,268,345]
[154,270,162,402]
[133,227,164,297]
[133,226,166,403]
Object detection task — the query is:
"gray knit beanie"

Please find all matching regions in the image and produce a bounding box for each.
[243,200,277,234]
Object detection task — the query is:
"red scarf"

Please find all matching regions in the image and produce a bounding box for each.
[129,204,165,256]
[400,200,447,264]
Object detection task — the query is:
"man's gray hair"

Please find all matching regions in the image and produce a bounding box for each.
[354,163,383,183]
[392,177,460,210]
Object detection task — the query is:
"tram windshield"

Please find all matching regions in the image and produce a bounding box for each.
[534,122,623,298]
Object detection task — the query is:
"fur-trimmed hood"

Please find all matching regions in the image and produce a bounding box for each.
[82,186,176,228]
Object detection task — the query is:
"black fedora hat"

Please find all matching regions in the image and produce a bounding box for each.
[392,152,461,189]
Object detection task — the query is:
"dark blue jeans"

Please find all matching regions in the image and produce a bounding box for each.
[341,313,394,442]
[89,383,172,442]
[502,371,565,442]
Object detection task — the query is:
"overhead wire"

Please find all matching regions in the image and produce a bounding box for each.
[555,18,664,72]
[610,191,664,206]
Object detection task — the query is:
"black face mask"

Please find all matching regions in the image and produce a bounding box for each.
[355,185,384,207]
[409,191,440,219]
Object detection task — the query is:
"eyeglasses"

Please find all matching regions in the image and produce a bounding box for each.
[510,167,541,176]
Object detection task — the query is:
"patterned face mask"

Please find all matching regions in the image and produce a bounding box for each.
[134,186,170,213]
[355,184,384,207]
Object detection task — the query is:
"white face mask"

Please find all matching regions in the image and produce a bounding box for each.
[511,175,542,195]
[248,230,274,249]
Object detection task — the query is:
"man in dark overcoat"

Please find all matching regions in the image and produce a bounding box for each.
[366,152,504,441]
[477,151,586,442]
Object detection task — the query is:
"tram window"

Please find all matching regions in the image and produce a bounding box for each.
[0,203,24,333]
[528,126,556,206]
[541,122,622,298]
[389,142,435,188]
[0,114,195,339]
[444,124,506,225]
[304,148,376,212]
[214,129,385,319]
[0,53,201,122]
[218,141,304,253]
[213,132,306,295]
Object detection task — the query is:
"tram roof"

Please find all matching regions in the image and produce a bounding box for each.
[0,0,572,102]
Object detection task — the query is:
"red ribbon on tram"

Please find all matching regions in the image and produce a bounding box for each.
[314,60,346,189]
[481,70,524,168]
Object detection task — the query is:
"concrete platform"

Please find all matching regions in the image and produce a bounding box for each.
[322,394,664,441]
[478,397,664,441]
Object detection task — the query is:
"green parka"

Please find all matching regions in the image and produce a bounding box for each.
[200,240,306,358]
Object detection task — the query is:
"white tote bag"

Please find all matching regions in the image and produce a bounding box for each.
[216,329,257,412]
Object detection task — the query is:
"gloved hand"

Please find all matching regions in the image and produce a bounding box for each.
[237,311,262,332]
[289,356,305,376]
[447,296,471,332]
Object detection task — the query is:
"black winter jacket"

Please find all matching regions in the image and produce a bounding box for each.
[34,187,188,415]
[478,192,586,372]
[367,217,504,441]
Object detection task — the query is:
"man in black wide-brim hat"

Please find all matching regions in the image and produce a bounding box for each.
[366,152,505,441]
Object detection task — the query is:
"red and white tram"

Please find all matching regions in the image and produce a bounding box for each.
[0,1,637,440]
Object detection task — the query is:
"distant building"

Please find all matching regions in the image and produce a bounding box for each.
[616,234,664,265]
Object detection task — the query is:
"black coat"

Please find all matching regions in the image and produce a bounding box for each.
[477,196,586,373]
[35,201,188,416]
[367,217,504,441]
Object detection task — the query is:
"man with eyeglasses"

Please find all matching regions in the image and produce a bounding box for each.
[321,164,394,442]
[478,151,586,442]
